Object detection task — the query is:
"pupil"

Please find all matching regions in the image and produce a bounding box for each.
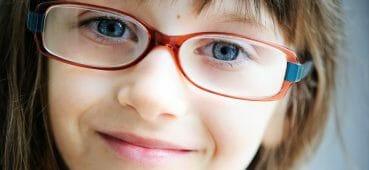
[221,47,229,55]
[98,20,125,37]
[107,24,115,32]
[212,42,239,61]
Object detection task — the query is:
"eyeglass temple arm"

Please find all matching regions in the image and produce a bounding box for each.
[284,61,313,82]
[27,11,45,33]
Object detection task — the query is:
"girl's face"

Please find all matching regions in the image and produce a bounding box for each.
[48,0,287,169]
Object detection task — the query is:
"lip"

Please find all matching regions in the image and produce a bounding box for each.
[97,131,196,164]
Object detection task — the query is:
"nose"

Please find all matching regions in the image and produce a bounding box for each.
[117,46,189,123]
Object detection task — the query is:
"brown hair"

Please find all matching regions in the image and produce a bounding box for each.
[0,0,343,169]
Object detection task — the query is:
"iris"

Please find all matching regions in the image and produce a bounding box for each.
[97,20,126,38]
[212,42,239,61]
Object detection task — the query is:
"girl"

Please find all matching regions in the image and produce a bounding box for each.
[0,0,342,170]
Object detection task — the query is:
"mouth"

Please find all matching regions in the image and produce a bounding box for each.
[97,131,196,164]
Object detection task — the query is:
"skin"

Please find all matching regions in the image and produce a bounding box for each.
[48,0,288,169]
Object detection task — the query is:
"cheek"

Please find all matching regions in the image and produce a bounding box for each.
[47,61,115,166]
[192,94,279,168]
[48,62,110,126]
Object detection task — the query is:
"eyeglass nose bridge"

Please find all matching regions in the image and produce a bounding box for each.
[151,31,182,51]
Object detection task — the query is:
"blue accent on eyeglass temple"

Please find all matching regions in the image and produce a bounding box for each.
[284,61,313,82]
[27,11,45,33]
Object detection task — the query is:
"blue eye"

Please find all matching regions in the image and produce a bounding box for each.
[97,19,126,38]
[212,42,239,61]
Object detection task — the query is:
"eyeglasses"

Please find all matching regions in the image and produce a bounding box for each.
[27,2,312,101]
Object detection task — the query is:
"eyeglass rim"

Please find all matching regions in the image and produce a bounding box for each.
[28,1,309,101]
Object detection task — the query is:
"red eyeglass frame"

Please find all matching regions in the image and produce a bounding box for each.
[30,1,299,101]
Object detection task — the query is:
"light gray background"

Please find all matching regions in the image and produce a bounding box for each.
[304,1,369,170]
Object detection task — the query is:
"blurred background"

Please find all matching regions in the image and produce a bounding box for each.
[304,0,369,170]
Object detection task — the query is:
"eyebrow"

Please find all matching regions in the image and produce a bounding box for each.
[219,12,267,29]
[192,0,266,27]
